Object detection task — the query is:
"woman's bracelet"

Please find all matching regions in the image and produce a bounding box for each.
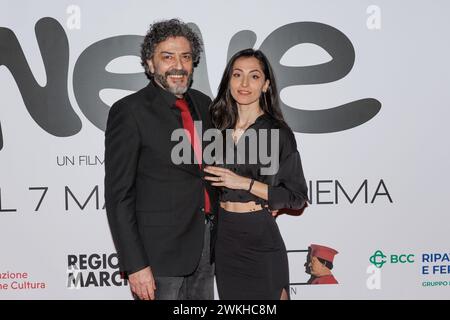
[247,179,255,192]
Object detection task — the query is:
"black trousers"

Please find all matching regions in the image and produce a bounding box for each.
[215,207,290,300]
[154,219,214,300]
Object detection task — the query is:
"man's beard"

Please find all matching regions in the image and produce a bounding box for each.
[153,69,193,96]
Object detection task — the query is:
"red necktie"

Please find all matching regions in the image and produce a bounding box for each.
[174,98,211,214]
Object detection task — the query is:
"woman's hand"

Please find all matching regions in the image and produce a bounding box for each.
[203,166,251,190]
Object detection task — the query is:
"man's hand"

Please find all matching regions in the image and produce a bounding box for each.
[128,266,156,300]
[271,202,309,217]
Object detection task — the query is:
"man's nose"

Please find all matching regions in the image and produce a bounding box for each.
[174,56,183,70]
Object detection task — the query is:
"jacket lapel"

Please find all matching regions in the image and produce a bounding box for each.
[146,84,201,177]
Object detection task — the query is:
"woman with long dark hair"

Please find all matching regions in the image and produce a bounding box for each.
[204,49,308,300]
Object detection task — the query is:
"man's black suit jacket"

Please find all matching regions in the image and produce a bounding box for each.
[104,81,218,276]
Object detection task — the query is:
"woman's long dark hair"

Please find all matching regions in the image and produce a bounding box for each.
[210,49,287,130]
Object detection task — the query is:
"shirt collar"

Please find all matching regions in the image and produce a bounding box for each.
[150,79,179,107]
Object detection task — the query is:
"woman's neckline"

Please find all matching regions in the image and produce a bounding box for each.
[232,113,268,145]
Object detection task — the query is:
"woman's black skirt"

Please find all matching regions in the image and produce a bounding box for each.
[215,207,290,300]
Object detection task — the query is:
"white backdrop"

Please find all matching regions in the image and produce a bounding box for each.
[1,0,449,299]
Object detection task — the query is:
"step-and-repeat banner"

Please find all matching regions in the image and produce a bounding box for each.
[1,0,449,299]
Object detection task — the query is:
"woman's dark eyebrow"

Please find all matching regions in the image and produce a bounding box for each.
[232,68,262,73]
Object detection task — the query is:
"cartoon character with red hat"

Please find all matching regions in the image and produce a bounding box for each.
[305,244,339,285]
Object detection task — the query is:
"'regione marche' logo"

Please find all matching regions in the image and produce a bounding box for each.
[369,250,415,268]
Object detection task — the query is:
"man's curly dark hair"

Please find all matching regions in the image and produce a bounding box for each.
[140,18,203,79]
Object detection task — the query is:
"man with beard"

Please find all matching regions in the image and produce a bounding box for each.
[105,19,217,300]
